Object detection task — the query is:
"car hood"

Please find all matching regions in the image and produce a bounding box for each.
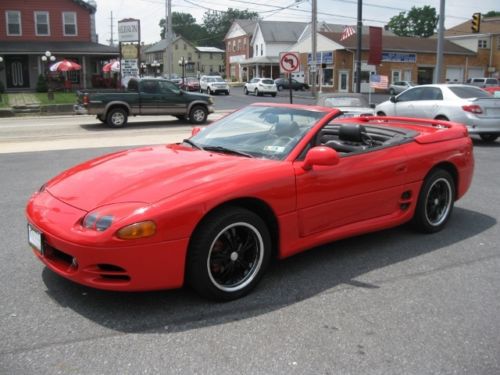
[45,145,273,211]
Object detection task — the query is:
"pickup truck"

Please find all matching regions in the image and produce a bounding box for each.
[75,77,214,127]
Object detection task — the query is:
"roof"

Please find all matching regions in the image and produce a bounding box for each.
[72,0,96,13]
[0,41,118,55]
[445,16,500,36]
[196,47,225,53]
[257,21,308,43]
[319,32,476,55]
[235,19,259,35]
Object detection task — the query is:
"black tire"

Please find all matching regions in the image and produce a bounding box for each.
[412,169,455,233]
[479,134,499,143]
[277,85,283,91]
[254,89,260,96]
[187,207,271,301]
[106,107,128,128]
[244,87,248,95]
[189,105,208,124]
[225,90,230,95]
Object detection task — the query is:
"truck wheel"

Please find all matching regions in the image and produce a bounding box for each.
[106,108,128,128]
[189,106,208,124]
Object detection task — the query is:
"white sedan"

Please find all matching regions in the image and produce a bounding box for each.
[376,84,500,142]
[244,78,277,97]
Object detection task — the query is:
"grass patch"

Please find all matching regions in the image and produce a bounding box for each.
[35,92,78,105]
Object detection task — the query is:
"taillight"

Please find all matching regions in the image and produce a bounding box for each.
[462,105,482,114]
[83,95,89,106]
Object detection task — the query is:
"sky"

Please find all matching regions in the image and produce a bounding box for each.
[93,0,499,45]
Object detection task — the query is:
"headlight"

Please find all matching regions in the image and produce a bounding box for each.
[82,203,151,233]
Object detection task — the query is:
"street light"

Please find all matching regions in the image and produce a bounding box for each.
[178,57,187,87]
[151,60,160,77]
[41,51,56,100]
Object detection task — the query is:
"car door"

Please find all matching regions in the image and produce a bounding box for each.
[294,144,408,237]
[139,80,161,114]
[158,80,187,115]
[393,87,426,117]
[410,87,443,119]
[247,78,258,91]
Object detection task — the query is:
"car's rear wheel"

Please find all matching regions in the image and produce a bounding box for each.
[479,134,498,143]
[189,106,208,124]
[412,169,455,233]
[106,108,128,128]
[187,207,271,301]
[244,87,248,95]
[254,88,260,96]
[377,111,386,116]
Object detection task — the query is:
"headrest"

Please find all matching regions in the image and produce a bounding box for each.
[339,124,366,142]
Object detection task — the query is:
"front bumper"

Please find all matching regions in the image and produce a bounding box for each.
[26,191,188,291]
[73,104,88,115]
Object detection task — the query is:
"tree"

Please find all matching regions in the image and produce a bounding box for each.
[159,12,210,45]
[202,8,258,48]
[387,6,438,38]
[484,11,500,18]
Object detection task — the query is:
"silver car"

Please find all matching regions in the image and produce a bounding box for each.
[376,84,500,142]
[316,93,375,117]
[388,81,415,95]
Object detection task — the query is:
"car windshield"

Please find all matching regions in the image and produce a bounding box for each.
[449,86,491,99]
[190,105,327,160]
[261,79,274,85]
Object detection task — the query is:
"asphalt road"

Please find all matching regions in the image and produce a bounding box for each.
[0,98,499,374]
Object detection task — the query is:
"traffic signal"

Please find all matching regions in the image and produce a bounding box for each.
[471,13,481,33]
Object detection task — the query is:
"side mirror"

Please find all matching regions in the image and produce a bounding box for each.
[302,146,340,171]
[390,96,397,103]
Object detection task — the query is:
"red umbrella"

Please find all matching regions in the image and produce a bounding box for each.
[102,60,120,73]
[49,59,82,72]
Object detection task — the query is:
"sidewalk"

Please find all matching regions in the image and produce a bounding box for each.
[7,93,41,107]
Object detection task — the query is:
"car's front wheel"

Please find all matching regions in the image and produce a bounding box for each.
[106,108,128,128]
[479,134,498,143]
[412,169,455,233]
[187,207,271,301]
[189,105,208,124]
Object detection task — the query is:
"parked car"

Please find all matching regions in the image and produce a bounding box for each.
[388,81,415,95]
[244,78,277,97]
[179,77,200,92]
[466,77,499,88]
[74,78,214,127]
[376,84,500,142]
[316,93,375,117]
[27,103,474,301]
[484,86,500,97]
[200,75,230,95]
[274,78,309,91]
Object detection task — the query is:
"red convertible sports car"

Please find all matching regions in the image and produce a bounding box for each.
[26,103,474,301]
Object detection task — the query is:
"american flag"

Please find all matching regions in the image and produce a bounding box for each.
[340,25,356,41]
[370,74,389,89]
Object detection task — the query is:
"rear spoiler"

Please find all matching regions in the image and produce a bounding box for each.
[354,116,469,144]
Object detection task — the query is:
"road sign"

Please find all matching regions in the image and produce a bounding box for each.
[279,52,300,74]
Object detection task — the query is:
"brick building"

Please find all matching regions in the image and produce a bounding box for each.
[0,0,118,91]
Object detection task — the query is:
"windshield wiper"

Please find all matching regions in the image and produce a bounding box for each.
[203,145,253,158]
[182,139,203,150]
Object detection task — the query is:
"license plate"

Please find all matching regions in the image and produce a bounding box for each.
[28,224,43,254]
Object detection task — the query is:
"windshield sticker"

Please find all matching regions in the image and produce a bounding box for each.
[264,145,286,153]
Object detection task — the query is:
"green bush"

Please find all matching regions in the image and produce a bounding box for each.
[36,74,48,92]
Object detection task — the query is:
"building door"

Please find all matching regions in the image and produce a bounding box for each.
[417,67,434,85]
[338,70,349,92]
[6,56,30,89]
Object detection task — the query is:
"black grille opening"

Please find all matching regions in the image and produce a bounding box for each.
[97,264,126,272]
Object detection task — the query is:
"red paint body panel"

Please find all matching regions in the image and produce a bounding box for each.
[26,104,475,292]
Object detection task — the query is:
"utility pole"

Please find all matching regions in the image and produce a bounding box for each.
[165,0,173,77]
[434,0,445,83]
[311,0,317,99]
[355,0,362,93]
[108,11,114,46]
